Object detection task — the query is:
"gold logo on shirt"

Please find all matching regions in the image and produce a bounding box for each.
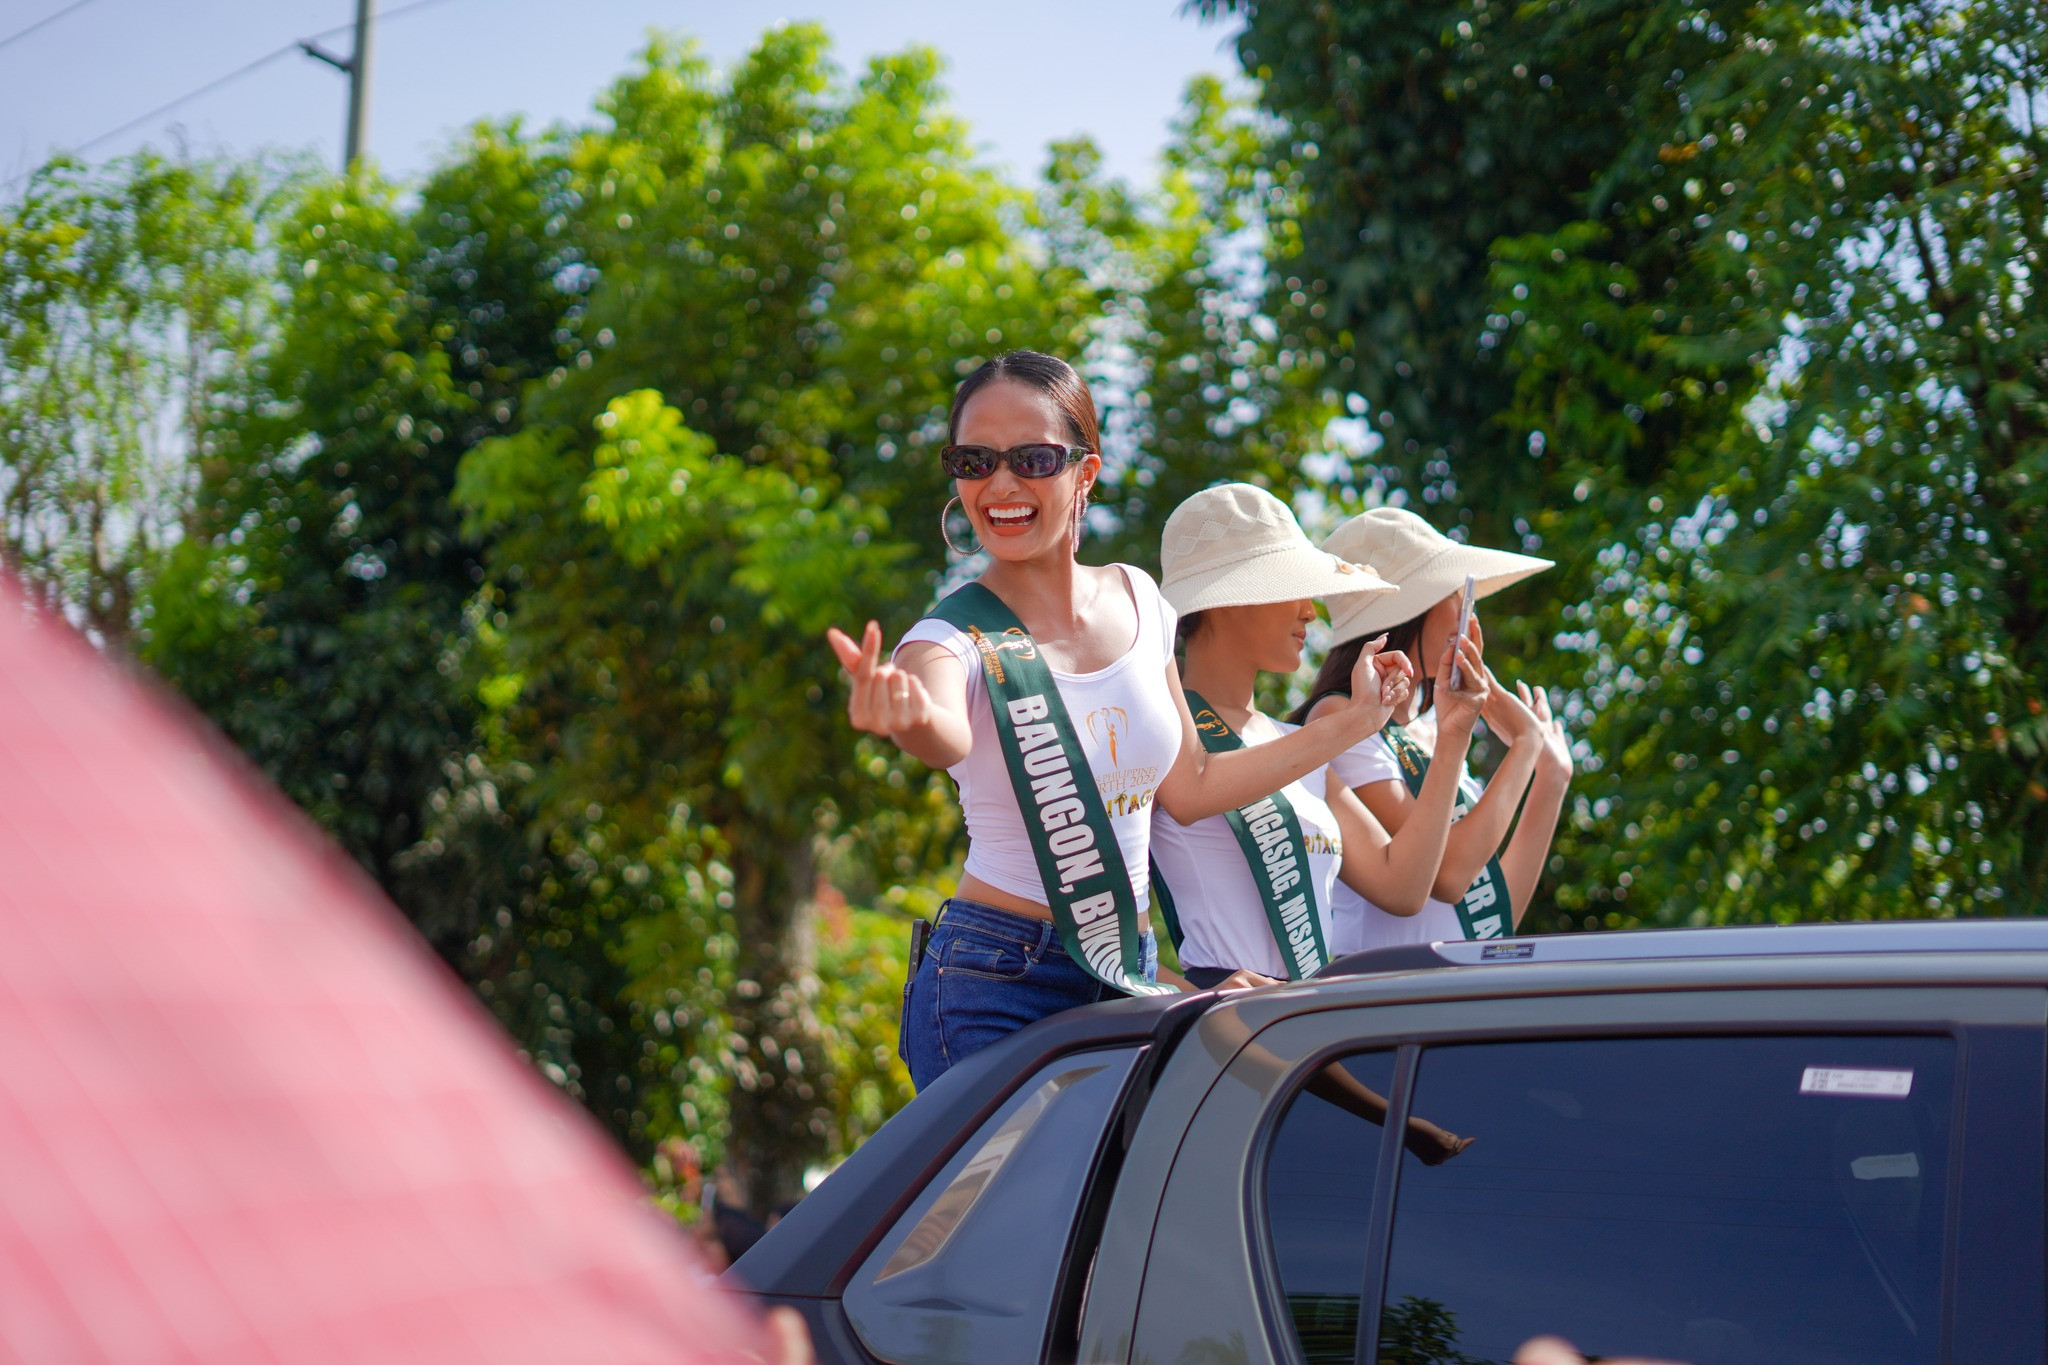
[1085,705,1128,766]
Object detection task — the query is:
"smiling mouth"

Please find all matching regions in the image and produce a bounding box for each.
[980,502,1039,533]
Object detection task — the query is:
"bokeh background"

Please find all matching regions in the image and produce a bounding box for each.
[5,0,2044,1221]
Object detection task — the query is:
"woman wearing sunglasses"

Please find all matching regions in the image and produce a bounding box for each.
[1149,484,1491,988]
[827,351,1413,1089]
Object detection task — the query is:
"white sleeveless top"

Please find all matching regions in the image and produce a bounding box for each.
[1325,728,1486,950]
[1148,714,1343,978]
[895,564,1182,907]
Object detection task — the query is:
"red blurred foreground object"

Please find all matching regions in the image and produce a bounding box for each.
[0,577,770,1363]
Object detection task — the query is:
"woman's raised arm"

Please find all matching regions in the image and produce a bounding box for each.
[826,621,974,771]
[1154,636,1414,826]
[1328,632,1490,915]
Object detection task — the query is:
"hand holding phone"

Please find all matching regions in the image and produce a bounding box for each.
[1448,573,1477,689]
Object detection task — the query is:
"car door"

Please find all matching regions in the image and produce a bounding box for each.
[1102,981,2046,1365]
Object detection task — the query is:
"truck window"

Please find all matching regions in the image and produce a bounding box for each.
[1379,1035,1954,1365]
[844,1047,1141,1365]
[1261,1051,1400,1364]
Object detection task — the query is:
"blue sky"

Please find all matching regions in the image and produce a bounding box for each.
[1,0,1242,192]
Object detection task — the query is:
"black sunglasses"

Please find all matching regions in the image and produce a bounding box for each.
[939,443,1092,480]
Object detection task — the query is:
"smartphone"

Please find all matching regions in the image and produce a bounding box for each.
[1448,573,1477,689]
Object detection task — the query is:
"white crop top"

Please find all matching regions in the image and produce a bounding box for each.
[1148,714,1343,979]
[1325,729,1486,951]
[895,564,1182,908]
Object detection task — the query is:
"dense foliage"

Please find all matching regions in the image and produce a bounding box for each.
[1205,0,2048,921]
[5,5,2042,1211]
[1,151,288,645]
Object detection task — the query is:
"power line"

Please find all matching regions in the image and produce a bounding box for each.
[0,0,100,54]
[3,0,463,190]
[68,45,302,160]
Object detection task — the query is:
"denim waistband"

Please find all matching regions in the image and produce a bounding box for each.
[939,897,1063,951]
[939,896,1157,956]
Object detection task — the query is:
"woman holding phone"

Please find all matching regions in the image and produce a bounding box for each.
[826,352,1415,1089]
[1148,484,1492,986]
[1293,507,1572,949]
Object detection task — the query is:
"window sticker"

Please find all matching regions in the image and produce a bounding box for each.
[1850,1152,1921,1181]
[1799,1066,1913,1098]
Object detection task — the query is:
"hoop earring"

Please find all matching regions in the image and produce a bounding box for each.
[941,495,980,557]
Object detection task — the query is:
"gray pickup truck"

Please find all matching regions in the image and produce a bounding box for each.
[729,921,2046,1364]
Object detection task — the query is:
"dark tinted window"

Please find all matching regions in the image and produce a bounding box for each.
[844,1048,1139,1365]
[1263,1052,1399,1364]
[1380,1035,1954,1365]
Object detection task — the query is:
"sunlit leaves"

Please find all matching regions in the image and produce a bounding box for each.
[0,151,291,644]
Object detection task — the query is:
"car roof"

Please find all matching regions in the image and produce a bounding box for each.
[1323,918,2048,978]
[730,918,2048,1304]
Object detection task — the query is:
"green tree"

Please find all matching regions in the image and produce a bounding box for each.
[1190,0,1724,544]
[1,151,288,644]
[1494,0,2048,919]
[1378,1295,1489,1365]
[1206,0,2048,916]
[446,28,1100,1205]
[146,125,595,935]
[1094,74,1330,570]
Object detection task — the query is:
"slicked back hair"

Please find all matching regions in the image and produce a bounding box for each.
[948,351,1100,454]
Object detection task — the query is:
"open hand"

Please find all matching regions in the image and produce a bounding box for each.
[1340,635,1415,735]
[1519,681,1573,779]
[826,620,933,739]
[1481,662,1541,745]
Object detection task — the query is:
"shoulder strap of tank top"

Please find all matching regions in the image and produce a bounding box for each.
[925,582,1173,997]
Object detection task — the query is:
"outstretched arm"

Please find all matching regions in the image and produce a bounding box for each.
[1154,638,1415,825]
[1316,618,1535,902]
[826,621,973,770]
[1303,1064,1475,1166]
[1330,632,1488,915]
[1497,681,1573,926]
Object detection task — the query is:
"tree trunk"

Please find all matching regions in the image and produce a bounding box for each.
[722,832,832,1215]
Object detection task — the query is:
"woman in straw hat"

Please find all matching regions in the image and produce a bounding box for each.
[826,353,1417,1089]
[1151,484,1493,987]
[1294,507,1573,949]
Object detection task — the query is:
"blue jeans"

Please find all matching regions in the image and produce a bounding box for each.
[901,898,1158,1092]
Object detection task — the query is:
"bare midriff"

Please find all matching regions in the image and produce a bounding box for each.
[954,871,1152,936]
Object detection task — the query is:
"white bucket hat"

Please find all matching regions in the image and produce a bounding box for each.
[1160,483,1395,615]
[1322,506,1554,645]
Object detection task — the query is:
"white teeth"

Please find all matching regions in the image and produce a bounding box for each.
[984,506,1036,524]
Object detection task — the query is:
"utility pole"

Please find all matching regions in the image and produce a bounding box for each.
[299,0,375,172]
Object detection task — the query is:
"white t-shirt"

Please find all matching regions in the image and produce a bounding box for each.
[1148,714,1343,979]
[1326,728,1487,951]
[895,564,1182,908]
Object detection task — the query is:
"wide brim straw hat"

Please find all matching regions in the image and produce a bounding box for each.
[1321,506,1554,645]
[1160,483,1396,615]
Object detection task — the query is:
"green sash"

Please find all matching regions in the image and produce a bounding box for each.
[1157,691,1330,980]
[928,583,1175,997]
[1381,721,1513,940]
